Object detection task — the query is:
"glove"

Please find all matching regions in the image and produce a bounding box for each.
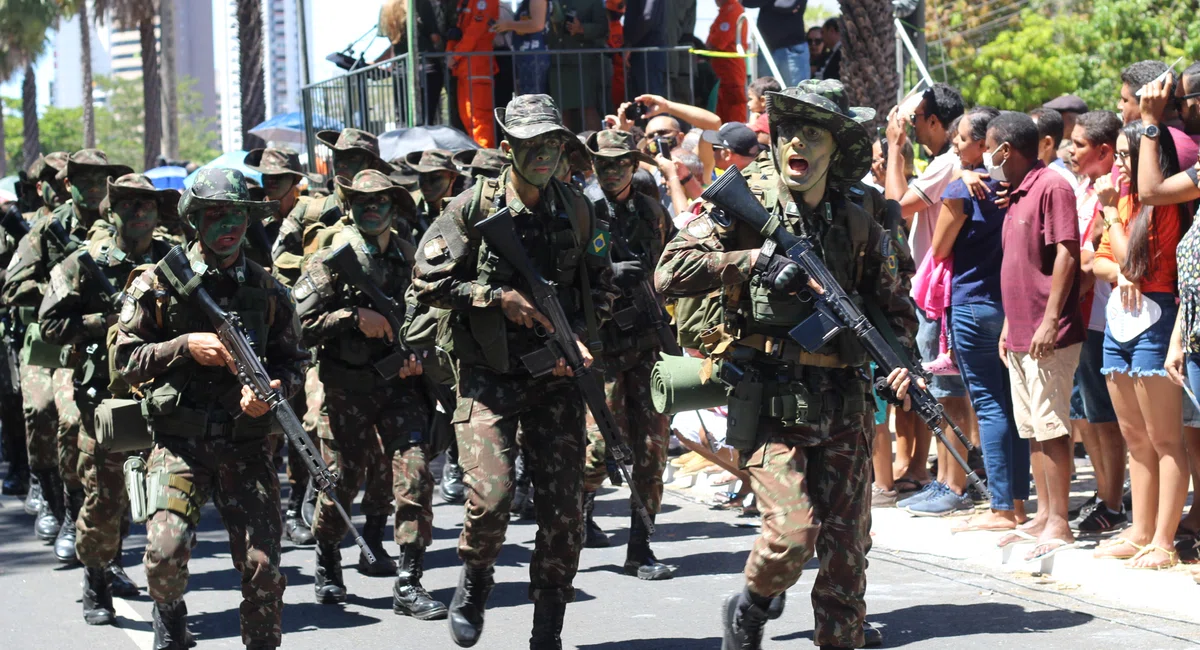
[611,260,646,288]
[761,255,809,294]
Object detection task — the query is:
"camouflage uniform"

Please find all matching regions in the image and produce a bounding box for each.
[654,81,917,650]
[113,170,305,648]
[577,130,675,578]
[2,149,129,556]
[404,149,462,237]
[296,170,442,600]
[412,94,615,646]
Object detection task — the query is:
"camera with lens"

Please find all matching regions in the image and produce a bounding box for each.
[623,101,650,125]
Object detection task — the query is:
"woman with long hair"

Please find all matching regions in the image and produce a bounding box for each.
[1092,121,1192,569]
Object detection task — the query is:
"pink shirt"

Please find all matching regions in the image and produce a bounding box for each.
[1000,163,1085,353]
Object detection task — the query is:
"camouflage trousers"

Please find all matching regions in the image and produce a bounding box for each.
[583,349,669,516]
[74,399,129,568]
[454,366,586,603]
[741,414,873,649]
[54,368,81,490]
[305,366,392,517]
[313,370,433,547]
[19,361,57,471]
[143,434,285,647]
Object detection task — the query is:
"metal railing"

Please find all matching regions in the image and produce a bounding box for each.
[301,45,698,174]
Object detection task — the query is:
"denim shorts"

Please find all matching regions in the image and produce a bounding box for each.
[1070,329,1117,423]
[1102,292,1179,377]
[917,310,967,398]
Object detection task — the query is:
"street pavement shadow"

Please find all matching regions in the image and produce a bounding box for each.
[577,637,722,649]
[772,602,1094,646]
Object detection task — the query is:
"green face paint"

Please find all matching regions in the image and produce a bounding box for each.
[334,151,372,180]
[418,171,454,202]
[40,182,59,210]
[775,121,835,193]
[198,206,249,259]
[350,194,394,236]
[112,197,159,241]
[262,175,297,201]
[593,155,635,195]
[508,133,566,188]
[69,171,110,210]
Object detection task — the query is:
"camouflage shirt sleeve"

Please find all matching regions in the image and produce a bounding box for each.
[37,250,110,345]
[293,247,358,345]
[112,269,192,386]
[860,218,918,351]
[411,192,505,311]
[0,227,48,307]
[653,213,756,297]
[261,274,308,400]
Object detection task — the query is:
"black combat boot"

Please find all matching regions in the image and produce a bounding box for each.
[82,566,115,625]
[767,591,786,619]
[721,588,771,650]
[623,514,673,580]
[511,451,535,520]
[582,491,610,548]
[529,600,566,650]
[107,539,140,598]
[441,444,466,504]
[34,470,62,541]
[448,564,495,647]
[863,621,883,648]
[392,544,448,620]
[284,481,315,545]
[314,542,347,604]
[23,472,42,515]
[301,479,317,528]
[55,487,83,563]
[152,599,192,650]
[357,514,397,576]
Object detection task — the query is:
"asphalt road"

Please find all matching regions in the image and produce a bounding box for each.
[1,472,1197,649]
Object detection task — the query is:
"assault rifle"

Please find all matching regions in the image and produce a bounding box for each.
[44,218,118,298]
[612,237,681,358]
[156,245,375,562]
[1,204,29,240]
[701,170,989,498]
[323,243,456,453]
[475,207,655,534]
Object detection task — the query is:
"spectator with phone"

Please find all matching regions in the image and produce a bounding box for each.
[656,148,705,218]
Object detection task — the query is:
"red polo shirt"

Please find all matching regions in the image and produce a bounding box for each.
[1000,162,1085,353]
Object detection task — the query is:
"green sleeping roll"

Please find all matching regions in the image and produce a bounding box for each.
[651,354,729,415]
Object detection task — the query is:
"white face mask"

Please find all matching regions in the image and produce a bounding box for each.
[983,146,1008,183]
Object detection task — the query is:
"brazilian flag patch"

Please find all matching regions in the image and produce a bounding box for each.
[589,229,610,257]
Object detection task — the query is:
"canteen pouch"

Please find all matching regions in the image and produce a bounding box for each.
[124,456,149,524]
[95,398,154,452]
[650,354,729,415]
[21,322,71,368]
[725,374,764,452]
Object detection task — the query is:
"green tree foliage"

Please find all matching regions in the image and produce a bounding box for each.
[3,97,82,173]
[941,0,1200,112]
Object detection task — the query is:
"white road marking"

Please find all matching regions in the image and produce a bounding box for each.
[112,597,155,650]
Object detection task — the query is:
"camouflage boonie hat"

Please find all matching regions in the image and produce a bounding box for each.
[404,149,462,175]
[335,169,417,219]
[57,149,134,182]
[453,148,506,177]
[178,167,278,223]
[586,129,655,165]
[99,173,174,215]
[315,128,393,175]
[766,79,873,187]
[243,148,306,179]
[494,94,572,140]
[28,151,69,182]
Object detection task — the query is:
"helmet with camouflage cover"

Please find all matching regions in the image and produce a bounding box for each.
[494,94,573,140]
[178,167,278,225]
[56,149,134,183]
[765,79,874,188]
[334,169,417,221]
[99,173,177,216]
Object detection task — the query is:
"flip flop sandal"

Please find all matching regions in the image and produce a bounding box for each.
[996,530,1036,548]
[1025,539,1080,563]
[1094,537,1144,560]
[893,478,925,494]
[1125,545,1179,570]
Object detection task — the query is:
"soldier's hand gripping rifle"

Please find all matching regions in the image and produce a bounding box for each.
[611,237,681,358]
[475,207,656,534]
[701,170,989,498]
[323,243,457,450]
[156,245,375,562]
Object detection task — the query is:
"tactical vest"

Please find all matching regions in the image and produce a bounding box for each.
[597,191,663,354]
[139,257,277,440]
[450,171,599,374]
[274,194,342,286]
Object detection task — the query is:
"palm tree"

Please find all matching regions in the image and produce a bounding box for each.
[0,0,59,173]
[237,0,267,150]
[838,0,897,127]
[95,0,161,169]
[21,63,40,168]
[79,0,97,148]
[159,0,178,160]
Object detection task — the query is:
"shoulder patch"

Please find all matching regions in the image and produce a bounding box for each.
[719,22,730,31]
[588,228,610,257]
[293,275,317,301]
[423,235,449,264]
[685,216,715,239]
[119,294,137,323]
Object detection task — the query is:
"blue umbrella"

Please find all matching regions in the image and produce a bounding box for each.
[249,112,344,144]
[184,151,261,189]
[143,166,188,190]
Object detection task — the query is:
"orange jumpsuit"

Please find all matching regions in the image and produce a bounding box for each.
[449,0,499,148]
[707,1,747,124]
[606,0,626,107]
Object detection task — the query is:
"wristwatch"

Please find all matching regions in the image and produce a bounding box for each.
[1144,124,1161,139]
